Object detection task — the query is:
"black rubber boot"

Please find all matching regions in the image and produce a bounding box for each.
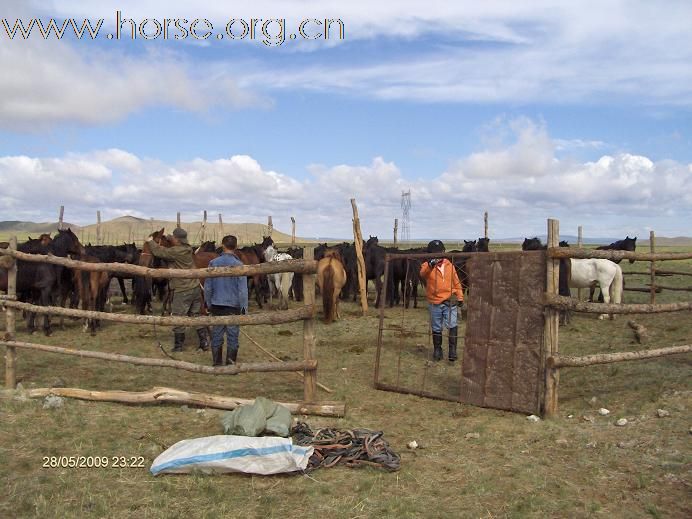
[432,332,443,361]
[226,347,238,366]
[448,326,458,362]
[196,328,210,352]
[211,345,223,367]
[172,332,185,352]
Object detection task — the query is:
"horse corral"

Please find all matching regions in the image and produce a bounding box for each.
[1,216,691,517]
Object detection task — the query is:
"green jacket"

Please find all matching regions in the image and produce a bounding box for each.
[148,241,199,292]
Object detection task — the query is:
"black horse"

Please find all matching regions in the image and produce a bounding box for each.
[596,236,637,264]
[591,236,636,301]
[364,236,387,308]
[0,229,84,335]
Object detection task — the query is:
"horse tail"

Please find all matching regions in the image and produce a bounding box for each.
[323,262,335,323]
[611,263,623,304]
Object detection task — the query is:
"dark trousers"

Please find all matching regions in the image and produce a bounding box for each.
[209,305,240,353]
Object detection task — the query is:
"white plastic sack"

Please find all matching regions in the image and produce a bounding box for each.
[150,435,313,476]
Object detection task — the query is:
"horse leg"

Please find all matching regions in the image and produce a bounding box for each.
[118,277,128,304]
[41,287,53,336]
[598,281,611,320]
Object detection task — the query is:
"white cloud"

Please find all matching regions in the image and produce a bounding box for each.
[2,1,691,128]
[1,118,690,238]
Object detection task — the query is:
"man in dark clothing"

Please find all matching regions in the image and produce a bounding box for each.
[204,235,248,366]
[147,227,210,352]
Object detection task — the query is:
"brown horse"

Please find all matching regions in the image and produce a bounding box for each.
[73,255,110,335]
[236,237,273,309]
[316,249,347,324]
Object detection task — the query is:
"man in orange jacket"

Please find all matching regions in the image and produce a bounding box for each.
[419,240,463,362]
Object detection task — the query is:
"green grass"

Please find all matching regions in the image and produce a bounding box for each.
[0,245,691,518]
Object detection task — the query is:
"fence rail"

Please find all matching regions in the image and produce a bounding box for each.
[0,248,317,277]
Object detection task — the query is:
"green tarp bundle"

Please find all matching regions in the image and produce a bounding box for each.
[220,397,292,438]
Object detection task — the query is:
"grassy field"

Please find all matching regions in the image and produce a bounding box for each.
[1,246,690,518]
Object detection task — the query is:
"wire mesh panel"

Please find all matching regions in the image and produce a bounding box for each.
[460,251,545,414]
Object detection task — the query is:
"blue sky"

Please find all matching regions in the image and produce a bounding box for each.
[1,1,691,239]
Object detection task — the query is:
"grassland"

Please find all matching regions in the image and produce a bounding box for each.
[0,245,690,518]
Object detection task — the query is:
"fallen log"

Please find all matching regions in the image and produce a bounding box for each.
[546,344,692,368]
[545,294,691,314]
[27,386,346,417]
[0,340,316,375]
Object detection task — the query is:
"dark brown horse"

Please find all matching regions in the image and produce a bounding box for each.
[236,236,273,309]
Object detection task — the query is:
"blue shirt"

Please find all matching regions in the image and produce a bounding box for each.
[204,253,249,310]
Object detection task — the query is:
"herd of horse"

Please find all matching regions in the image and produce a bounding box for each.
[0,229,637,335]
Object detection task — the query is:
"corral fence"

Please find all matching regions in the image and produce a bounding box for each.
[0,238,345,417]
[619,230,692,302]
[374,219,692,417]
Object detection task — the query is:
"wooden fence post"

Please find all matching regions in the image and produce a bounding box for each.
[543,219,560,417]
[484,211,488,239]
[96,210,102,245]
[577,226,583,301]
[217,214,223,242]
[291,217,296,245]
[393,218,398,247]
[58,206,64,230]
[176,212,181,228]
[5,236,17,388]
[302,247,317,402]
[201,210,207,243]
[267,216,273,237]
[650,231,656,304]
[350,199,369,315]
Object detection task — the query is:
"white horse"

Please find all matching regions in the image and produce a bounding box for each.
[263,245,294,310]
[567,258,623,319]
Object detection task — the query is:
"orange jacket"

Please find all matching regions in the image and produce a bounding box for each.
[419,259,464,304]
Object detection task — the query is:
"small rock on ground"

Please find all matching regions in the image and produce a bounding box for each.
[465,432,480,439]
[43,395,65,409]
[656,409,670,418]
[527,415,541,422]
[615,418,628,427]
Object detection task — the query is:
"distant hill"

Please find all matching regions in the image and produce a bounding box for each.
[0,216,299,245]
[0,220,79,234]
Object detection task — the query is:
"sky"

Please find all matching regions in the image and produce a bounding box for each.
[1,0,691,240]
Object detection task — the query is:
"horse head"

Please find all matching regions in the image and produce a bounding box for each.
[477,238,490,252]
[462,240,477,253]
[366,236,379,248]
[522,237,545,251]
[261,236,274,249]
[559,240,570,248]
[53,228,85,256]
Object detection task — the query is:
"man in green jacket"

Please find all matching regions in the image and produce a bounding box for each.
[146,228,210,352]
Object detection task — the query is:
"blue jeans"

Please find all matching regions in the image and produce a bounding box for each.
[209,305,240,353]
[429,301,458,333]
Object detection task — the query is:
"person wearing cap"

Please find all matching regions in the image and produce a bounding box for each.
[419,240,464,362]
[204,235,248,366]
[146,227,210,353]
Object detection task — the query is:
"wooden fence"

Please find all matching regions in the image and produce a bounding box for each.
[542,219,692,416]
[0,240,344,417]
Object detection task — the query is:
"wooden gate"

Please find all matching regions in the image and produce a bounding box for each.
[460,251,545,414]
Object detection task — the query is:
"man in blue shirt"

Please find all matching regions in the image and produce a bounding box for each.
[204,235,248,366]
